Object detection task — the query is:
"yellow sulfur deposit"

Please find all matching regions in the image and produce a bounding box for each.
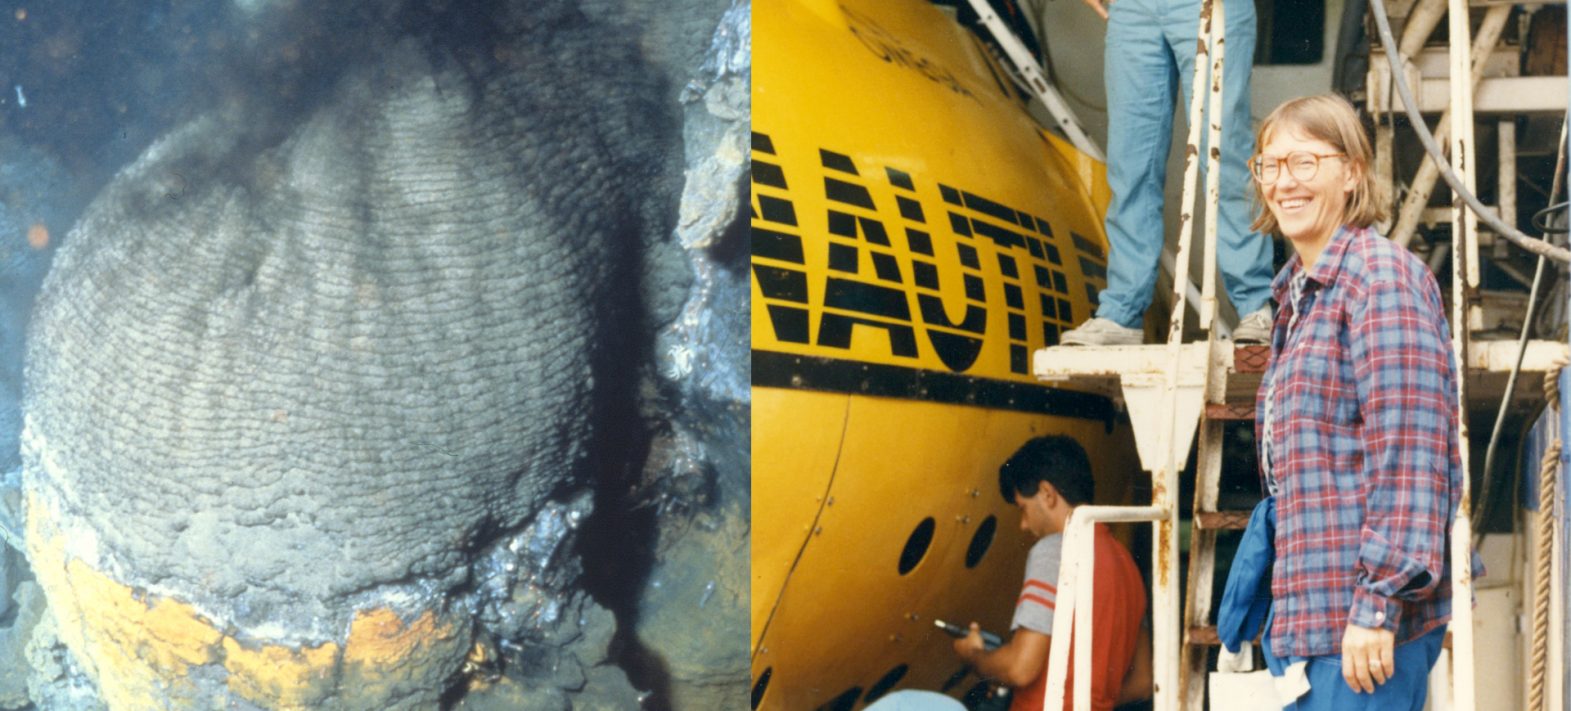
[25,489,471,710]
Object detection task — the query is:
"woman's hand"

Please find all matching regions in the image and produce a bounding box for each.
[1340,624,1396,692]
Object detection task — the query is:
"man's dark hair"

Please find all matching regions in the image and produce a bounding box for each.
[998,435,1094,506]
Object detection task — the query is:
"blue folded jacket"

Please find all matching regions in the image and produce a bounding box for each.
[1216,496,1300,679]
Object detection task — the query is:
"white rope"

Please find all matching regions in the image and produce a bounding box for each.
[1528,365,1561,711]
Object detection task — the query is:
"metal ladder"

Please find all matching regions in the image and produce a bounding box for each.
[1176,342,1269,709]
[1030,0,1238,707]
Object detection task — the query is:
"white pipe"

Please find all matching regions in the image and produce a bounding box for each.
[1446,0,1479,703]
[1153,0,1220,706]
[1499,120,1516,239]
[1044,518,1084,711]
[1159,250,1221,336]
[1075,517,1095,711]
[1199,0,1226,331]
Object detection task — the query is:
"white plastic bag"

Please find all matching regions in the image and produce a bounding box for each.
[1208,643,1284,711]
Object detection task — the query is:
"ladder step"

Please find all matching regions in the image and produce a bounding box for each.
[1204,402,1256,420]
[1187,626,1220,646]
[1195,511,1252,530]
[1232,344,1270,373]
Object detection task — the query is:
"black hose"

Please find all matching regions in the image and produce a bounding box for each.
[1532,200,1571,234]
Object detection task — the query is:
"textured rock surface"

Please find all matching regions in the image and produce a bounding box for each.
[22,606,104,711]
[635,504,749,710]
[25,27,645,627]
[18,2,701,709]
[0,581,47,709]
[631,4,751,709]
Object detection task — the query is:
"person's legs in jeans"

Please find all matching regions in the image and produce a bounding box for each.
[1096,0,1177,330]
[1161,0,1272,317]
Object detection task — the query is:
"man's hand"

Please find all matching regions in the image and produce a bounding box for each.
[953,626,1049,688]
[1081,0,1110,21]
[952,622,986,662]
[1341,624,1396,693]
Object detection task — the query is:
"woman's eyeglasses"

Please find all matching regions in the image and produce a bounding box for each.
[1249,151,1346,184]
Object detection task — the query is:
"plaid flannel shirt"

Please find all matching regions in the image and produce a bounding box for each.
[1256,225,1462,659]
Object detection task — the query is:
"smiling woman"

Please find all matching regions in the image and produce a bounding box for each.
[1249,94,1386,268]
[1243,93,1466,710]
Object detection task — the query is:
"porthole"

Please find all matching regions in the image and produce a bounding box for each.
[863,664,909,704]
[940,666,970,693]
[751,667,771,709]
[965,515,997,568]
[825,686,862,711]
[898,517,937,575]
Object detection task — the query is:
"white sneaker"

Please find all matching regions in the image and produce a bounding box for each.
[1059,317,1143,346]
[1233,306,1273,344]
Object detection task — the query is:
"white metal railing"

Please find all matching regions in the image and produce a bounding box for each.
[1043,506,1164,711]
[1443,0,1478,703]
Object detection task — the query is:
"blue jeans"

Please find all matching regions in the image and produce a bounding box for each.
[1097,0,1271,328]
[1286,625,1447,710]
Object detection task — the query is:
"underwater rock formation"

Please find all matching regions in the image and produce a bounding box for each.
[5,0,746,708]
[631,4,752,709]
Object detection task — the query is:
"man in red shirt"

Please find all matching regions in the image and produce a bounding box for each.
[952,436,1151,711]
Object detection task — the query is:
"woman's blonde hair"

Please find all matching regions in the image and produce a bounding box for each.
[1250,93,1388,236]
